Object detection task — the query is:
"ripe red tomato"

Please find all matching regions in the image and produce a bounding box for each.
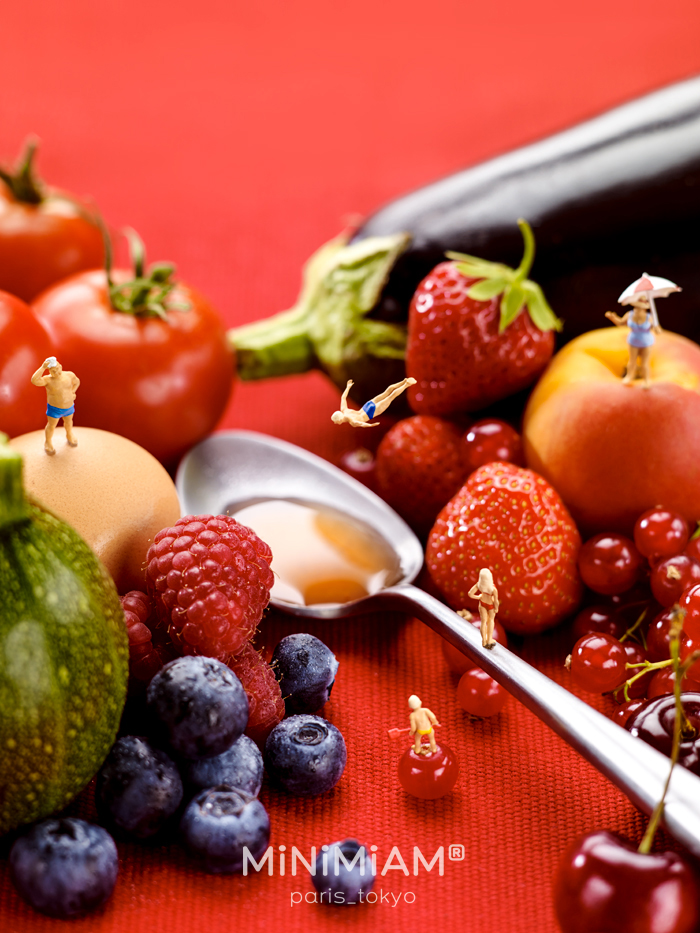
[0,144,103,301]
[0,290,52,437]
[32,270,234,464]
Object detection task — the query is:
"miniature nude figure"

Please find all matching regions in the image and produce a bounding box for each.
[468,568,499,648]
[605,295,659,388]
[331,377,416,427]
[408,694,440,756]
[30,357,80,456]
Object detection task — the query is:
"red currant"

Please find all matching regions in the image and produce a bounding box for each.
[634,508,690,563]
[456,668,508,717]
[397,744,459,799]
[679,584,700,640]
[569,633,627,693]
[571,605,627,642]
[646,609,676,662]
[339,447,378,493]
[462,419,523,473]
[684,533,700,562]
[578,533,644,595]
[650,554,700,608]
[680,633,700,689]
[441,617,508,675]
[611,698,646,728]
[647,667,678,699]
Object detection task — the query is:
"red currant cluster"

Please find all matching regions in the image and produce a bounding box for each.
[441,613,508,718]
[569,508,700,725]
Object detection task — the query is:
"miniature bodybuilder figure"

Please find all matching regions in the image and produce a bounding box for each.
[468,568,499,648]
[408,694,440,755]
[31,357,80,456]
[331,377,416,427]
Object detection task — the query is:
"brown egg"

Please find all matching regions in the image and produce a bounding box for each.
[9,426,181,593]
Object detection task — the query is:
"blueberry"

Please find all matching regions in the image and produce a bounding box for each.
[147,656,249,759]
[181,735,264,797]
[272,633,339,714]
[264,714,346,796]
[180,785,270,873]
[312,839,376,905]
[96,735,183,839]
[10,818,118,918]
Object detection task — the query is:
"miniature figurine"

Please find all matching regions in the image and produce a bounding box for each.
[407,694,440,755]
[605,273,681,388]
[468,568,499,648]
[30,357,80,456]
[331,377,416,427]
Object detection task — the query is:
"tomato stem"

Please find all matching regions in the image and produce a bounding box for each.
[0,138,44,205]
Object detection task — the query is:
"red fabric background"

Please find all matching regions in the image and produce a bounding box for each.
[2,1,700,930]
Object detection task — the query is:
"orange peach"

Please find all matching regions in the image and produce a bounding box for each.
[523,328,700,536]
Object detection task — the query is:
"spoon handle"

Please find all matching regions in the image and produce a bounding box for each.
[383,582,700,856]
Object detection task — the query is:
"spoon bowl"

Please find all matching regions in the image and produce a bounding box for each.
[177,429,700,855]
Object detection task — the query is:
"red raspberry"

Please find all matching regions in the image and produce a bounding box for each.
[145,515,274,661]
[228,643,285,746]
[120,590,176,688]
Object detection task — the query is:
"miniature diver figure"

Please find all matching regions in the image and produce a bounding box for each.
[331,377,416,427]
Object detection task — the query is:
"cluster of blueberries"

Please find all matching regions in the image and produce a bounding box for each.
[9,633,374,918]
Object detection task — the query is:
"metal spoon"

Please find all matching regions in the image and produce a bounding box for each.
[177,429,700,855]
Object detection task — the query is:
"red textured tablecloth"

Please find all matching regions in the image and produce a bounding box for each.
[3,2,700,930]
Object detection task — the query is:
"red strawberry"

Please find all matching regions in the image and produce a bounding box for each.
[427,461,582,634]
[375,415,469,534]
[406,220,560,415]
[228,642,285,746]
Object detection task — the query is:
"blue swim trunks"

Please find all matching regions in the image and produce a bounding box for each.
[46,404,75,419]
[361,400,376,420]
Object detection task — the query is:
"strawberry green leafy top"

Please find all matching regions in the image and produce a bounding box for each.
[447,219,561,334]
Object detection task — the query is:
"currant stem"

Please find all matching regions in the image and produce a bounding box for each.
[620,657,671,703]
[638,607,685,854]
[619,608,647,645]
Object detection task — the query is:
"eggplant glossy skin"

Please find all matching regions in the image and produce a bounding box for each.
[354,76,700,343]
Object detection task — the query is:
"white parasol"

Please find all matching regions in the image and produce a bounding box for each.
[617,273,681,328]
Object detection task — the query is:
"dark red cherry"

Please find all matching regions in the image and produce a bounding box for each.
[462,419,523,473]
[554,830,699,933]
[634,509,690,564]
[650,554,700,608]
[441,617,508,675]
[578,533,645,596]
[625,693,700,776]
[397,744,459,799]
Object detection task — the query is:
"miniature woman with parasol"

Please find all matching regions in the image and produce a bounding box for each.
[605,273,681,388]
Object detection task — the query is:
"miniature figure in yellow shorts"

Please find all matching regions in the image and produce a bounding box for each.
[468,568,499,649]
[31,357,80,456]
[408,695,440,755]
[331,377,416,427]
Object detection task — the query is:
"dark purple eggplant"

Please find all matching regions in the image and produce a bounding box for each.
[356,75,700,343]
[228,75,700,405]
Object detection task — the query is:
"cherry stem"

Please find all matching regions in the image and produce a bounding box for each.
[638,607,686,854]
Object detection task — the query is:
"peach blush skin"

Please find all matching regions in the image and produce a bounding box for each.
[523,328,700,537]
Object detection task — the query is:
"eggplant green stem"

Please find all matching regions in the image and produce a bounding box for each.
[227,232,411,386]
[0,435,30,530]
